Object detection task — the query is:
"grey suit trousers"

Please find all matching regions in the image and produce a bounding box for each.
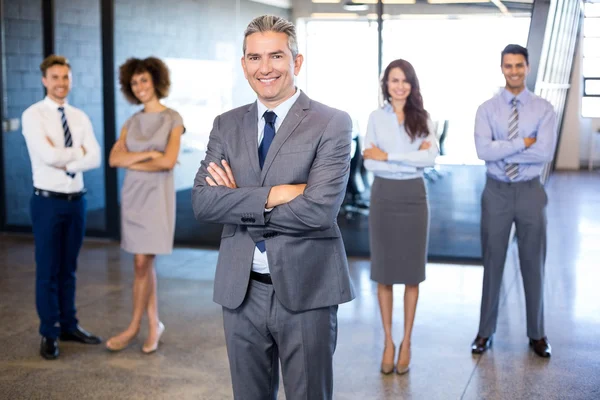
[222,280,338,400]
[478,176,548,340]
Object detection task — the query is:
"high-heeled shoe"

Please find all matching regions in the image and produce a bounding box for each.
[142,321,165,354]
[396,341,411,375]
[380,342,396,374]
[105,329,139,352]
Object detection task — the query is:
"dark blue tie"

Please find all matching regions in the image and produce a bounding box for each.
[256,111,277,253]
[58,107,75,178]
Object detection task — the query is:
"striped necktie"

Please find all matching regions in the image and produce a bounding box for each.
[58,106,75,178]
[505,98,519,181]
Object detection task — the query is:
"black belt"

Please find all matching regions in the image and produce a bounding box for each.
[34,188,86,201]
[250,271,272,285]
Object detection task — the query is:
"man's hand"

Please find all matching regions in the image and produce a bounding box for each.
[204,160,306,207]
[419,140,432,150]
[524,137,536,148]
[363,143,388,161]
[206,160,237,189]
[266,184,307,208]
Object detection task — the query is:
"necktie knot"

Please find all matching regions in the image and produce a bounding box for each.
[263,111,277,125]
[511,98,517,107]
[58,106,65,113]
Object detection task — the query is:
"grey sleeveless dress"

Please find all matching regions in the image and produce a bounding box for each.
[120,108,184,255]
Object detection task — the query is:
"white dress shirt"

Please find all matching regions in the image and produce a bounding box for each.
[21,96,101,194]
[252,88,302,274]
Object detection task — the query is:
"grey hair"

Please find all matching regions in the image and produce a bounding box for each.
[243,15,299,58]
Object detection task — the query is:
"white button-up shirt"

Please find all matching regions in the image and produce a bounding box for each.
[21,96,101,193]
[252,88,302,274]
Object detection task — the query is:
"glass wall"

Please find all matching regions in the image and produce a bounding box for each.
[383,16,531,164]
[300,19,379,139]
[0,0,578,261]
[298,10,533,259]
[581,2,599,117]
[112,0,291,246]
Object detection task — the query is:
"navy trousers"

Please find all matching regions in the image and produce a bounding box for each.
[30,194,86,339]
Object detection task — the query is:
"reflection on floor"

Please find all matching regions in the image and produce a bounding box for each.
[1,172,599,399]
[174,164,488,261]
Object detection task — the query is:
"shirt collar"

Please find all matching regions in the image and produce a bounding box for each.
[43,96,69,110]
[501,88,531,105]
[383,103,394,113]
[257,88,301,124]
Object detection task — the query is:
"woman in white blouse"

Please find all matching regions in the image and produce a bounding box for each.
[363,59,438,375]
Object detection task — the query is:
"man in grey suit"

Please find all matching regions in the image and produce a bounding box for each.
[192,15,355,400]
[472,44,557,358]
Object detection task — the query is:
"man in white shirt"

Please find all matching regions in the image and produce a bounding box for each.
[21,55,102,360]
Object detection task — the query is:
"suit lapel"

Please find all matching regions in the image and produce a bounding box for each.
[242,102,261,180]
[260,92,310,184]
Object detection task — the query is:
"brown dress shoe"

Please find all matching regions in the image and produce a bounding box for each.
[471,335,492,354]
[529,337,551,358]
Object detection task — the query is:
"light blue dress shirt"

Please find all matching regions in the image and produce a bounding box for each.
[474,88,558,182]
[252,88,302,274]
[363,104,438,180]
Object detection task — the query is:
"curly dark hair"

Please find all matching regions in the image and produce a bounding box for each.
[381,59,429,141]
[119,57,170,104]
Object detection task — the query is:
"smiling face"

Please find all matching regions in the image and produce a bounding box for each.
[42,65,71,104]
[130,71,157,104]
[386,67,412,103]
[502,53,529,95]
[241,31,303,109]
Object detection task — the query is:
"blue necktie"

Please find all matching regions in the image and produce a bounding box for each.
[58,107,75,178]
[256,111,277,253]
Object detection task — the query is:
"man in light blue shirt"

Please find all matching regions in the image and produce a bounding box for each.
[471,44,557,358]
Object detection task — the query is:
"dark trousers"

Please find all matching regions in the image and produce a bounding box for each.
[30,194,86,339]
[478,176,547,340]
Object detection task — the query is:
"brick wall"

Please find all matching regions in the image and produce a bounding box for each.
[3,0,43,226]
[55,0,105,230]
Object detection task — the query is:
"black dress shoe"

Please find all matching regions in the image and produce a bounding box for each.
[471,335,493,354]
[40,337,59,360]
[529,337,551,358]
[60,326,102,345]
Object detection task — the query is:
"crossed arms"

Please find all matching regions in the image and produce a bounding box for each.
[474,104,557,164]
[191,111,352,235]
[21,110,101,173]
[362,117,439,174]
[108,125,184,171]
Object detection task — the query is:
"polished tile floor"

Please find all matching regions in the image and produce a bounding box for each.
[1,172,599,399]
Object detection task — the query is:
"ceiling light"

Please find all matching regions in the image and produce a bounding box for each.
[343,2,370,11]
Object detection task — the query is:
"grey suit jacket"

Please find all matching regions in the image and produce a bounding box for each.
[192,91,356,311]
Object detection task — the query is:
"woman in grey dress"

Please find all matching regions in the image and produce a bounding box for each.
[106,57,184,353]
[363,59,438,375]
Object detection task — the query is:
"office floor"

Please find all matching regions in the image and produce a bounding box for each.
[1,171,599,399]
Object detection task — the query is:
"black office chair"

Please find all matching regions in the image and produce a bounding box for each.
[340,123,370,219]
[424,119,448,182]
